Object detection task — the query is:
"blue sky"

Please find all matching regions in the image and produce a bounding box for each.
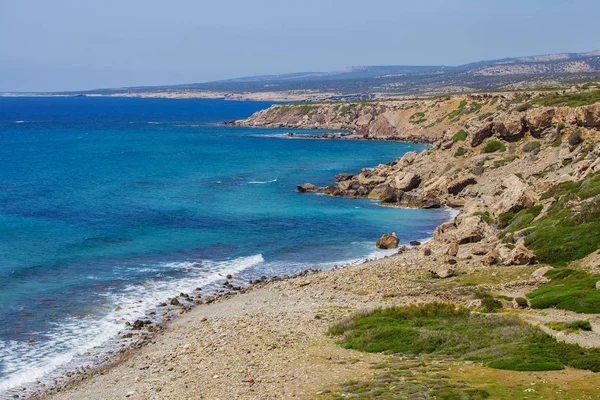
[1,0,598,92]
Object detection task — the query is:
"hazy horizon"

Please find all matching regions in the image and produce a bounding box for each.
[1,0,599,92]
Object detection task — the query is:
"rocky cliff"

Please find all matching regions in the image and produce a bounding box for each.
[238,87,600,271]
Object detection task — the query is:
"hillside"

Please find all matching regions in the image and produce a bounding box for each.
[52,50,600,100]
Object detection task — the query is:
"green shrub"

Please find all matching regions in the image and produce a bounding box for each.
[452,130,468,142]
[328,303,600,372]
[474,211,493,224]
[527,268,600,313]
[454,146,465,157]
[482,140,506,153]
[568,130,584,146]
[514,103,533,112]
[515,297,529,308]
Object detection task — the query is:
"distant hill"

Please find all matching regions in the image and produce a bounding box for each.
[58,50,600,100]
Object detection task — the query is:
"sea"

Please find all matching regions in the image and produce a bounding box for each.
[0,96,452,395]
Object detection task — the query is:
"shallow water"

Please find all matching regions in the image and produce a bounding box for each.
[0,97,451,393]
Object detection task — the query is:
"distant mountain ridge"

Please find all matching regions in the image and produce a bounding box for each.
[59,49,600,99]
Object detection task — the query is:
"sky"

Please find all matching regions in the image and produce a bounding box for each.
[1,0,599,92]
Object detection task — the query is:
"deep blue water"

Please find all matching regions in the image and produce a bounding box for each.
[0,97,451,392]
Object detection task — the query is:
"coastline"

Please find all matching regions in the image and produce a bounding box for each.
[13,87,600,398]
[13,200,455,399]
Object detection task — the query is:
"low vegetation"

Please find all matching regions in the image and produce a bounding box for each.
[451,129,468,142]
[524,171,600,265]
[454,146,465,157]
[527,268,600,313]
[545,320,593,332]
[328,303,600,372]
[482,140,506,153]
[530,90,600,107]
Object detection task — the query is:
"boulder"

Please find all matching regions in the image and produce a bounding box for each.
[447,242,459,256]
[525,107,555,136]
[482,249,501,266]
[494,113,526,142]
[399,192,441,208]
[503,243,536,266]
[297,183,317,193]
[389,171,421,191]
[368,183,396,202]
[454,216,486,244]
[576,103,600,127]
[428,265,456,278]
[447,175,477,195]
[376,232,399,249]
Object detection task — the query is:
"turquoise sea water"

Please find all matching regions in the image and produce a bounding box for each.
[0,97,451,393]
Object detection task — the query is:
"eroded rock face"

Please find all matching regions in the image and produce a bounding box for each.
[526,107,555,136]
[496,175,537,214]
[447,176,477,195]
[389,171,421,191]
[335,173,354,182]
[482,249,501,266]
[376,232,399,249]
[576,103,600,127]
[468,119,494,147]
[494,113,526,142]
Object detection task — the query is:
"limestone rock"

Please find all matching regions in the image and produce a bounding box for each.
[335,173,354,182]
[494,113,526,142]
[531,266,552,280]
[482,249,501,266]
[525,107,555,136]
[468,119,494,147]
[447,242,459,256]
[428,265,456,279]
[576,103,600,127]
[376,232,399,249]
[503,243,536,266]
[447,175,477,195]
[356,170,385,186]
[297,183,317,193]
[355,114,373,126]
[389,171,421,191]
[368,183,396,202]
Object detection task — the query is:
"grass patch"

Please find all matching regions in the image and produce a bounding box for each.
[328,303,600,372]
[454,146,465,157]
[527,268,600,313]
[452,129,468,142]
[530,90,600,107]
[482,140,506,153]
[546,320,592,332]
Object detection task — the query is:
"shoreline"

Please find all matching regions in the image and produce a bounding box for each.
[10,203,455,399]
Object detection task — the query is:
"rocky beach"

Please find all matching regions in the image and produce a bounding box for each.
[36,85,600,399]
